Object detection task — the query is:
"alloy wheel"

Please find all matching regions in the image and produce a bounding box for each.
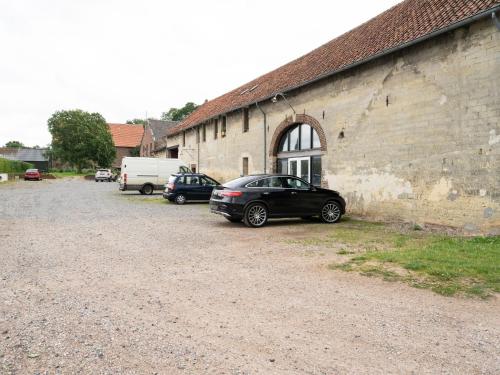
[321,202,341,223]
[175,194,186,205]
[246,204,267,227]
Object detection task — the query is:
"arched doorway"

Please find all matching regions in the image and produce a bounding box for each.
[270,114,327,186]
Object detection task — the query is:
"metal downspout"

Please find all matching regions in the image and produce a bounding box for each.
[255,102,267,174]
[493,11,500,30]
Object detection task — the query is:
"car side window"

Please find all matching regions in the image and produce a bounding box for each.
[184,176,200,185]
[201,176,217,186]
[283,177,309,190]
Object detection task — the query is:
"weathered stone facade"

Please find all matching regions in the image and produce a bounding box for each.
[167,19,500,233]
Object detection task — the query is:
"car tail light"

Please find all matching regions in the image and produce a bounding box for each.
[124,173,127,183]
[221,190,243,197]
[167,183,175,190]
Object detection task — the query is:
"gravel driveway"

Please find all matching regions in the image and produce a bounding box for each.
[0,179,499,374]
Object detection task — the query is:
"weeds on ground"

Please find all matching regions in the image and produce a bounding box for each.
[291,218,499,298]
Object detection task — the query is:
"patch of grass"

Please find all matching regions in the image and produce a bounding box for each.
[332,236,500,298]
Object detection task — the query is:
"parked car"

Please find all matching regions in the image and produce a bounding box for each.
[164,173,220,204]
[95,169,113,182]
[24,169,42,181]
[210,174,346,228]
[119,157,190,195]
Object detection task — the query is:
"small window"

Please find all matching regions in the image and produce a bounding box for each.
[247,177,282,188]
[196,127,200,144]
[242,157,249,175]
[182,131,186,147]
[243,108,249,133]
[300,124,311,149]
[312,129,321,149]
[214,119,218,139]
[201,176,218,186]
[202,123,206,142]
[289,126,300,151]
[282,177,309,190]
[279,134,289,152]
[190,164,197,173]
[184,175,200,185]
[221,116,227,137]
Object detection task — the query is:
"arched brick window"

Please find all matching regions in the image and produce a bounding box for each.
[270,114,326,186]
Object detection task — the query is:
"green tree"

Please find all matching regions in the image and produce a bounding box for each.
[4,140,24,148]
[48,109,116,172]
[161,102,198,122]
[126,118,148,125]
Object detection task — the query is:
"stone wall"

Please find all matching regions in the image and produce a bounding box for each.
[168,18,500,233]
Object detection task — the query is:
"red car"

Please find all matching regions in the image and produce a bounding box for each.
[24,169,42,181]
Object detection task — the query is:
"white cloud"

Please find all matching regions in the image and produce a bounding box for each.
[0,0,401,146]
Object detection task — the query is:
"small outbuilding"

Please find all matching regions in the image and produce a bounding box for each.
[0,148,50,172]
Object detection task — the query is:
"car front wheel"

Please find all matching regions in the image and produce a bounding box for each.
[243,203,268,228]
[320,201,342,223]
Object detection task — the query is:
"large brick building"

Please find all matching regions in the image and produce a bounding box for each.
[108,124,144,168]
[163,0,500,233]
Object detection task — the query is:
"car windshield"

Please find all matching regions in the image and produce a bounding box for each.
[98,169,109,172]
[168,175,177,183]
[26,169,38,172]
[224,176,262,189]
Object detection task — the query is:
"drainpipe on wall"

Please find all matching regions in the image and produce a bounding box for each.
[255,102,267,174]
[493,11,500,30]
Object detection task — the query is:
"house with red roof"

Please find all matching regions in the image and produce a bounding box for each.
[108,123,144,168]
[163,0,500,233]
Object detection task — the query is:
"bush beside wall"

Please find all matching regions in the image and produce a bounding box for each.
[0,158,34,173]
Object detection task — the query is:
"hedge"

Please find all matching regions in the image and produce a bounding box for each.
[0,157,34,173]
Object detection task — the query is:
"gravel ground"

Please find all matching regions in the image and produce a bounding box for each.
[0,178,499,374]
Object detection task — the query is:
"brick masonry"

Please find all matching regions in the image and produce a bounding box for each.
[166,18,500,234]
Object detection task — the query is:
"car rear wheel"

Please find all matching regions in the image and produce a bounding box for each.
[142,184,154,195]
[225,217,241,223]
[175,194,186,205]
[243,203,268,228]
[320,201,342,223]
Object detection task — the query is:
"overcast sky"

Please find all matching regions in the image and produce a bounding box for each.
[0,0,401,147]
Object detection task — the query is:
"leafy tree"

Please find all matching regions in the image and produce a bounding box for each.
[4,140,24,148]
[48,109,116,172]
[126,118,147,125]
[161,102,198,122]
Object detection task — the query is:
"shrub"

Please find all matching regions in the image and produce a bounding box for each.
[0,157,34,173]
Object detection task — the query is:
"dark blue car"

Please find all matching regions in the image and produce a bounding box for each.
[163,173,220,204]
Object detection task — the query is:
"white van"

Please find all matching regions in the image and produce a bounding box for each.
[119,157,190,195]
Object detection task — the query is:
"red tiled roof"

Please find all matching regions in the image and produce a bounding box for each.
[169,0,499,135]
[108,123,144,148]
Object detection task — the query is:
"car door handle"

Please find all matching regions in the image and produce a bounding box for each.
[262,192,270,195]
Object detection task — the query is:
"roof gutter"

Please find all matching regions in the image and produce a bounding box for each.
[174,5,500,134]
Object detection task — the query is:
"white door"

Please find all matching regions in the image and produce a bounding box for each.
[288,157,310,182]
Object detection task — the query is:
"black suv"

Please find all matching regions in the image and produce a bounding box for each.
[210,174,346,227]
[163,173,220,204]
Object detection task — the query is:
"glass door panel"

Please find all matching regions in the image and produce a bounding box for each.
[289,159,298,177]
[288,157,310,183]
[300,159,309,181]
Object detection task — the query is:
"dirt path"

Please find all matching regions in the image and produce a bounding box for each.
[0,179,498,374]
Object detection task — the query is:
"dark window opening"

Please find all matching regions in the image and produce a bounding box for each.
[214,119,218,139]
[182,132,186,147]
[243,108,249,133]
[202,123,206,142]
[221,116,227,137]
[242,157,249,175]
